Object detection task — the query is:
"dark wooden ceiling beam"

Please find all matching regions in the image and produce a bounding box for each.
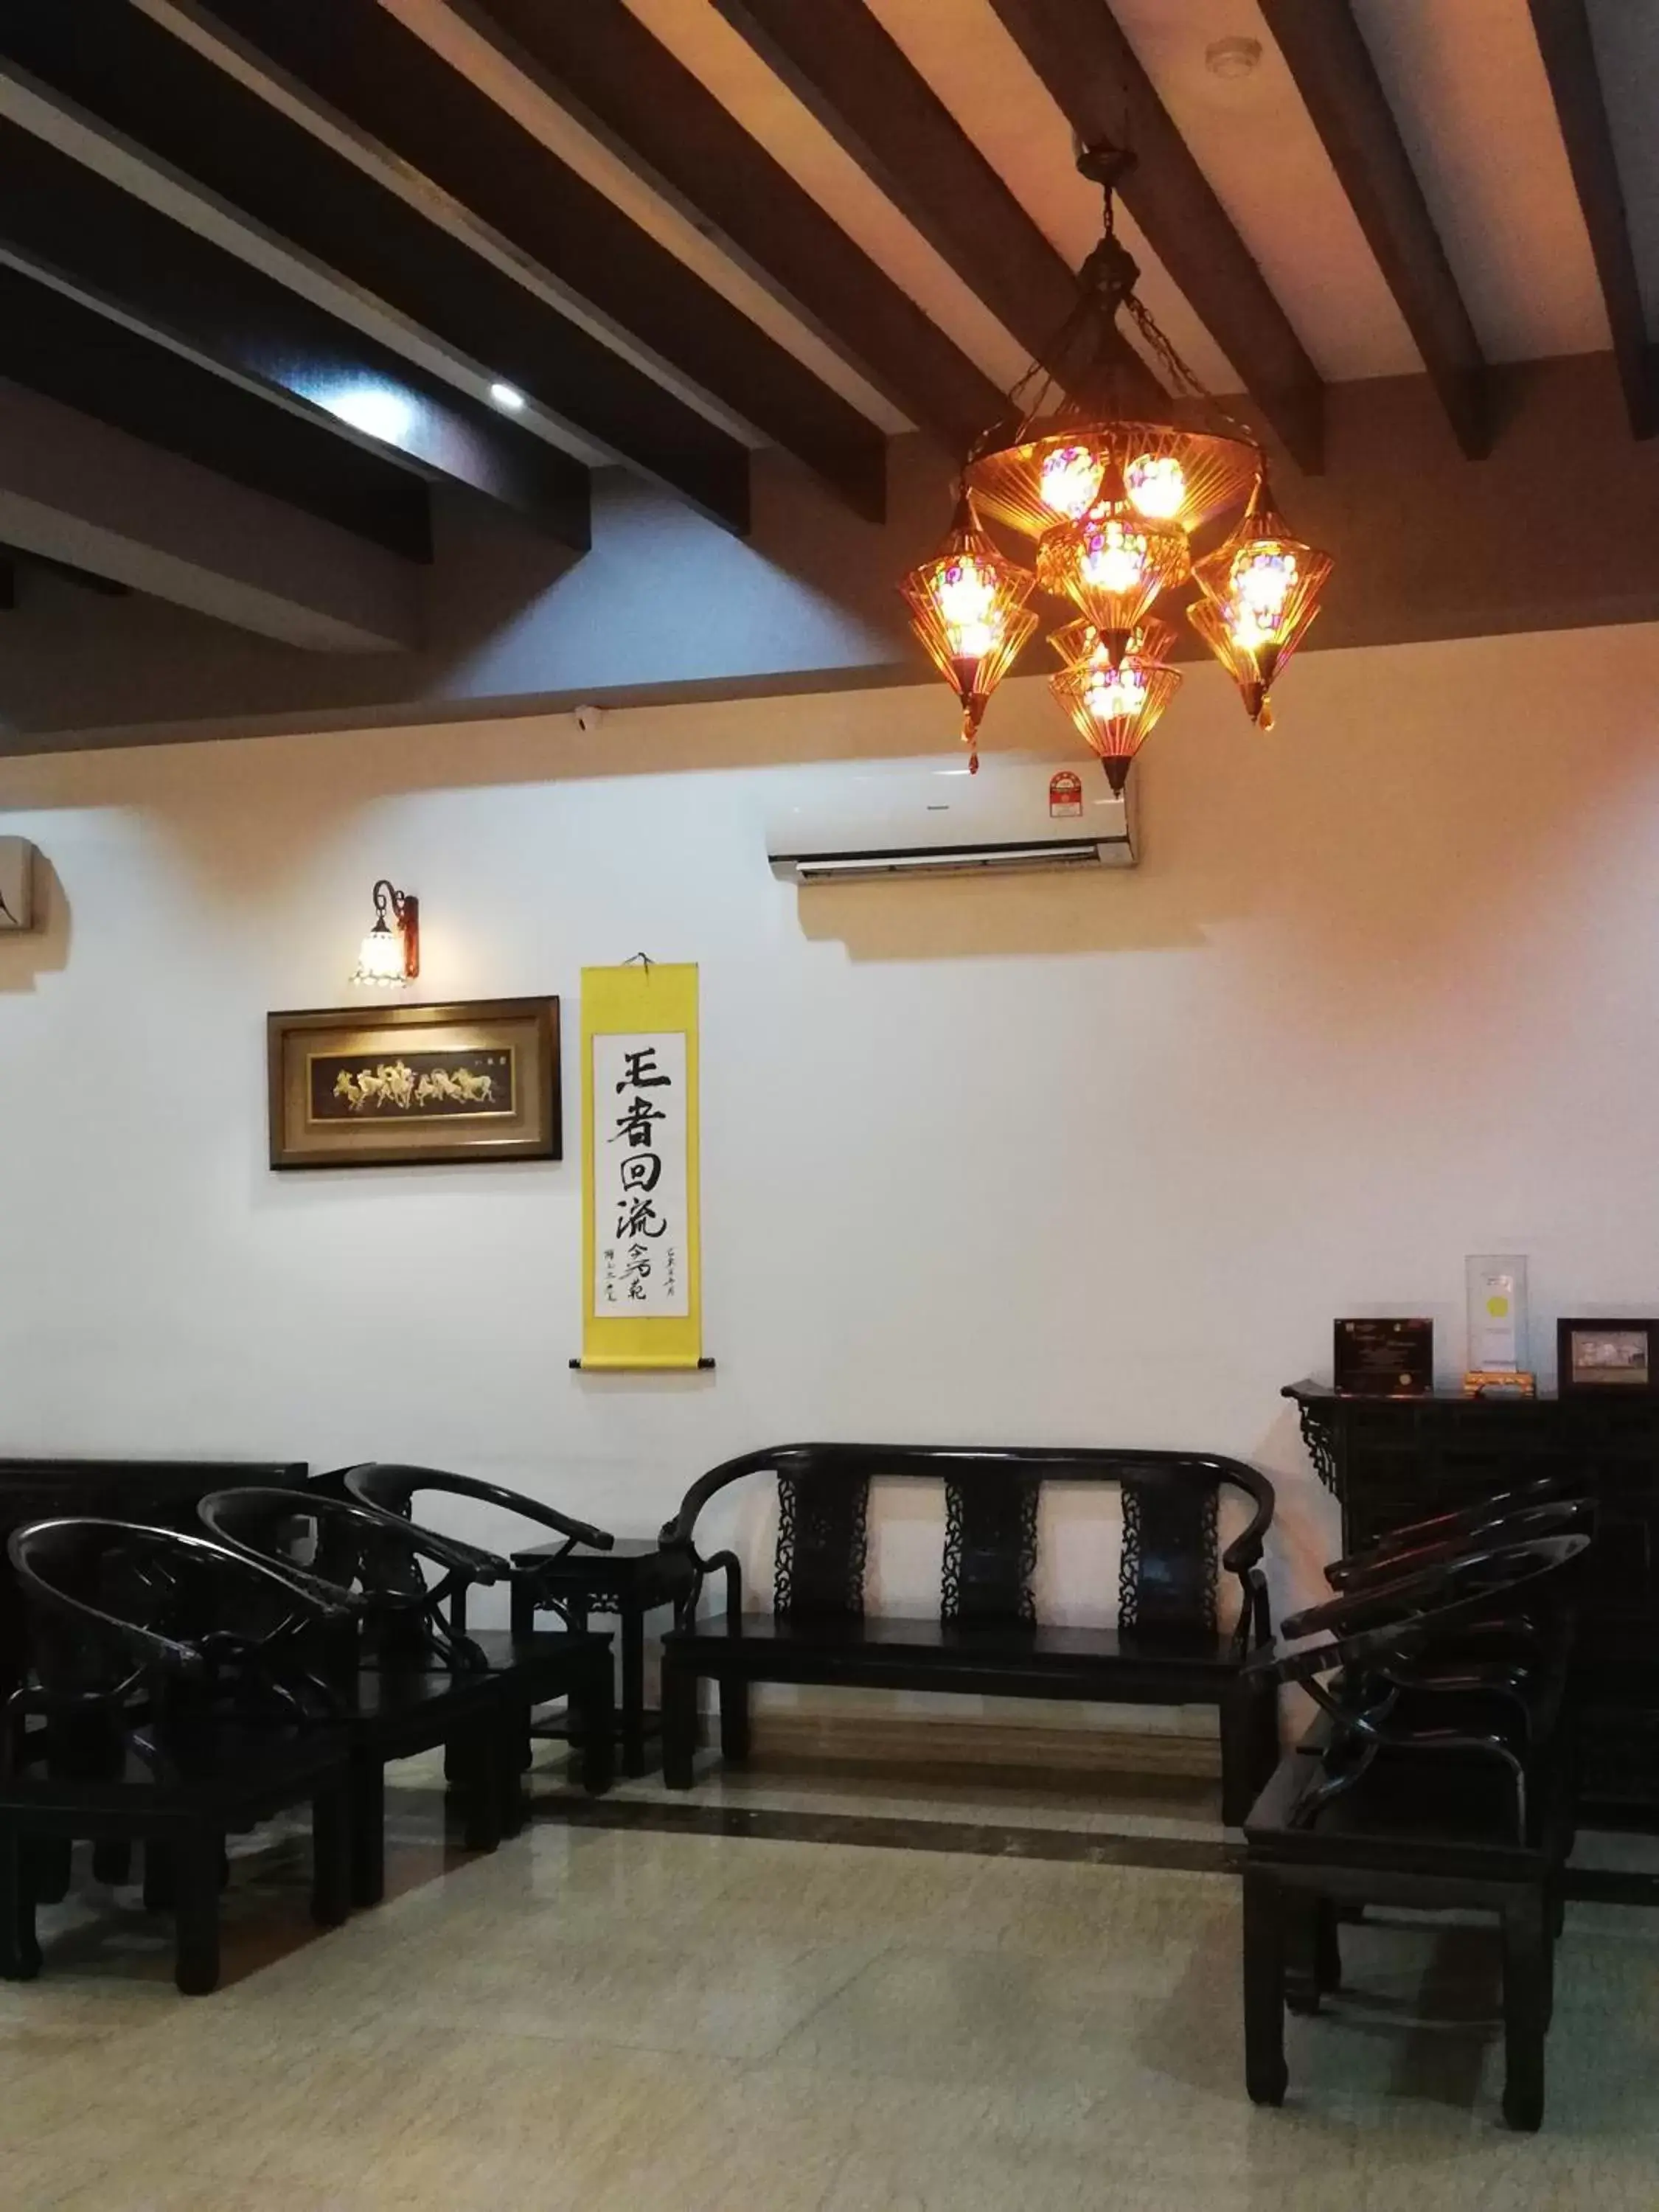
[0,541,131,597]
[1526,0,1657,439]
[710,0,1158,409]
[0,7,754,534]
[0,369,422,649]
[0,261,431,560]
[1259,0,1489,458]
[985,0,1325,470]
[0,110,595,549]
[147,0,881,520]
[451,0,1005,457]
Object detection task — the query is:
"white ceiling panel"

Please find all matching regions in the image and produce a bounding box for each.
[1353,0,1608,362]
[865,0,1241,392]
[383,0,909,432]
[621,0,1036,397]
[1110,0,1421,382]
[1585,0,1659,333]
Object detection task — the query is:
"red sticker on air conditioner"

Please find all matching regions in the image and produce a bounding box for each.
[1048,770,1083,818]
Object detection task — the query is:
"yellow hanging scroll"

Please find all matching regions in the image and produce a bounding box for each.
[579,963,703,1371]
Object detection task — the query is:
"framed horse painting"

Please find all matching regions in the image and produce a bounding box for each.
[268,998,560,1169]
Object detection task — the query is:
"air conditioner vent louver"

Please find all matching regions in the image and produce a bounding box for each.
[765,756,1136,883]
[791,841,1105,883]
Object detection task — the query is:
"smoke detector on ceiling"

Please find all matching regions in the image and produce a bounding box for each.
[1205,35,1262,80]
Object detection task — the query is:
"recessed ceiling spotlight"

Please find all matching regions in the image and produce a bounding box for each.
[490,380,527,412]
[1205,35,1262,80]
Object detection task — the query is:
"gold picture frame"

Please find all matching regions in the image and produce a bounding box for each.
[268,998,560,1169]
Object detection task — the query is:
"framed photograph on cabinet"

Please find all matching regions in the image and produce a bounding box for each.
[268,998,560,1169]
[1556,1318,1659,1395]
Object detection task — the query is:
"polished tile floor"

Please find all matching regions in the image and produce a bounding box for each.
[7,1753,1659,2211]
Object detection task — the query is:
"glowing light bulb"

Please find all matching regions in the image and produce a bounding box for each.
[1226,548,1299,648]
[933,556,1004,661]
[1079,514,1148,597]
[1085,662,1148,723]
[1039,443,1105,521]
[1125,453,1186,521]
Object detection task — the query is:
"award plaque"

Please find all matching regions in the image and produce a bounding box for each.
[1333,1318,1433,1397]
[1464,1254,1534,1394]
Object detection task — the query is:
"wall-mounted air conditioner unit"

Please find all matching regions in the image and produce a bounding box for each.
[766,755,1135,883]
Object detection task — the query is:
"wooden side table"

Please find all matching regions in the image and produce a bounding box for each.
[510,1537,695,1778]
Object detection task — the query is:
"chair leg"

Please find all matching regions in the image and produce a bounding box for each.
[350,1753,386,1910]
[718,1674,751,1765]
[173,1832,221,1997]
[91,1840,132,1887]
[620,1606,646,1780]
[310,1781,352,1928]
[1501,1891,1548,2132]
[1314,1896,1342,1996]
[142,1840,175,1913]
[0,1830,41,1981]
[1242,1870,1289,2107]
[30,1837,72,1907]
[661,1659,698,1790]
[1284,1896,1322,2017]
[458,1730,501,1854]
[497,1701,531,1837]
[1220,1674,1280,1827]
[574,1652,615,1798]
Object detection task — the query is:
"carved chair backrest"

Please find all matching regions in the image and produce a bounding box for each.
[754,1447,1251,1633]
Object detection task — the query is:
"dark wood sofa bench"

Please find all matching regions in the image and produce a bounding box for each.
[658,1443,1280,1822]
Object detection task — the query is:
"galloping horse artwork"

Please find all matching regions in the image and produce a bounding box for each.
[271,998,558,1169]
[307,1049,515,1122]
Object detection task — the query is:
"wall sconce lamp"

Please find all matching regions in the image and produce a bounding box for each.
[350,878,419,987]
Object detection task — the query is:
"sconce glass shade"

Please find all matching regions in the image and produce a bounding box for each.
[1048,635,1181,793]
[899,488,1038,771]
[352,922,408,987]
[1188,476,1332,728]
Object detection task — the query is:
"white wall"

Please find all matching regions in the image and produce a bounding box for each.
[4,621,1659,1644]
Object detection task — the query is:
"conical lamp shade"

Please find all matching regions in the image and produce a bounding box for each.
[1036,465,1188,658]
[1189,476,1331,726]
[1049,647,1182,792]
[1046,613,1178,669]
[900,489,1037,769]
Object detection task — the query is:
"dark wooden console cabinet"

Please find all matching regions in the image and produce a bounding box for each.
[1284,1382,1659,1820]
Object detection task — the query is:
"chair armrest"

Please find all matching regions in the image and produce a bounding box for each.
[342,1464,614,1554]
[667,1541,743,1630]
[1231,1562,1273,1655]
[501,1498,613,1552]
[1327,1479,1586,1586]
[397,1525,510,1585]
[1220,1472,1276,1576]
[1327,1498,1590,1593]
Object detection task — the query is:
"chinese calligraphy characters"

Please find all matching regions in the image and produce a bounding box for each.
[594,1033,688,1317]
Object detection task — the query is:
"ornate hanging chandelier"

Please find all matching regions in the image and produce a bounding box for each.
[899,143,1332,778]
